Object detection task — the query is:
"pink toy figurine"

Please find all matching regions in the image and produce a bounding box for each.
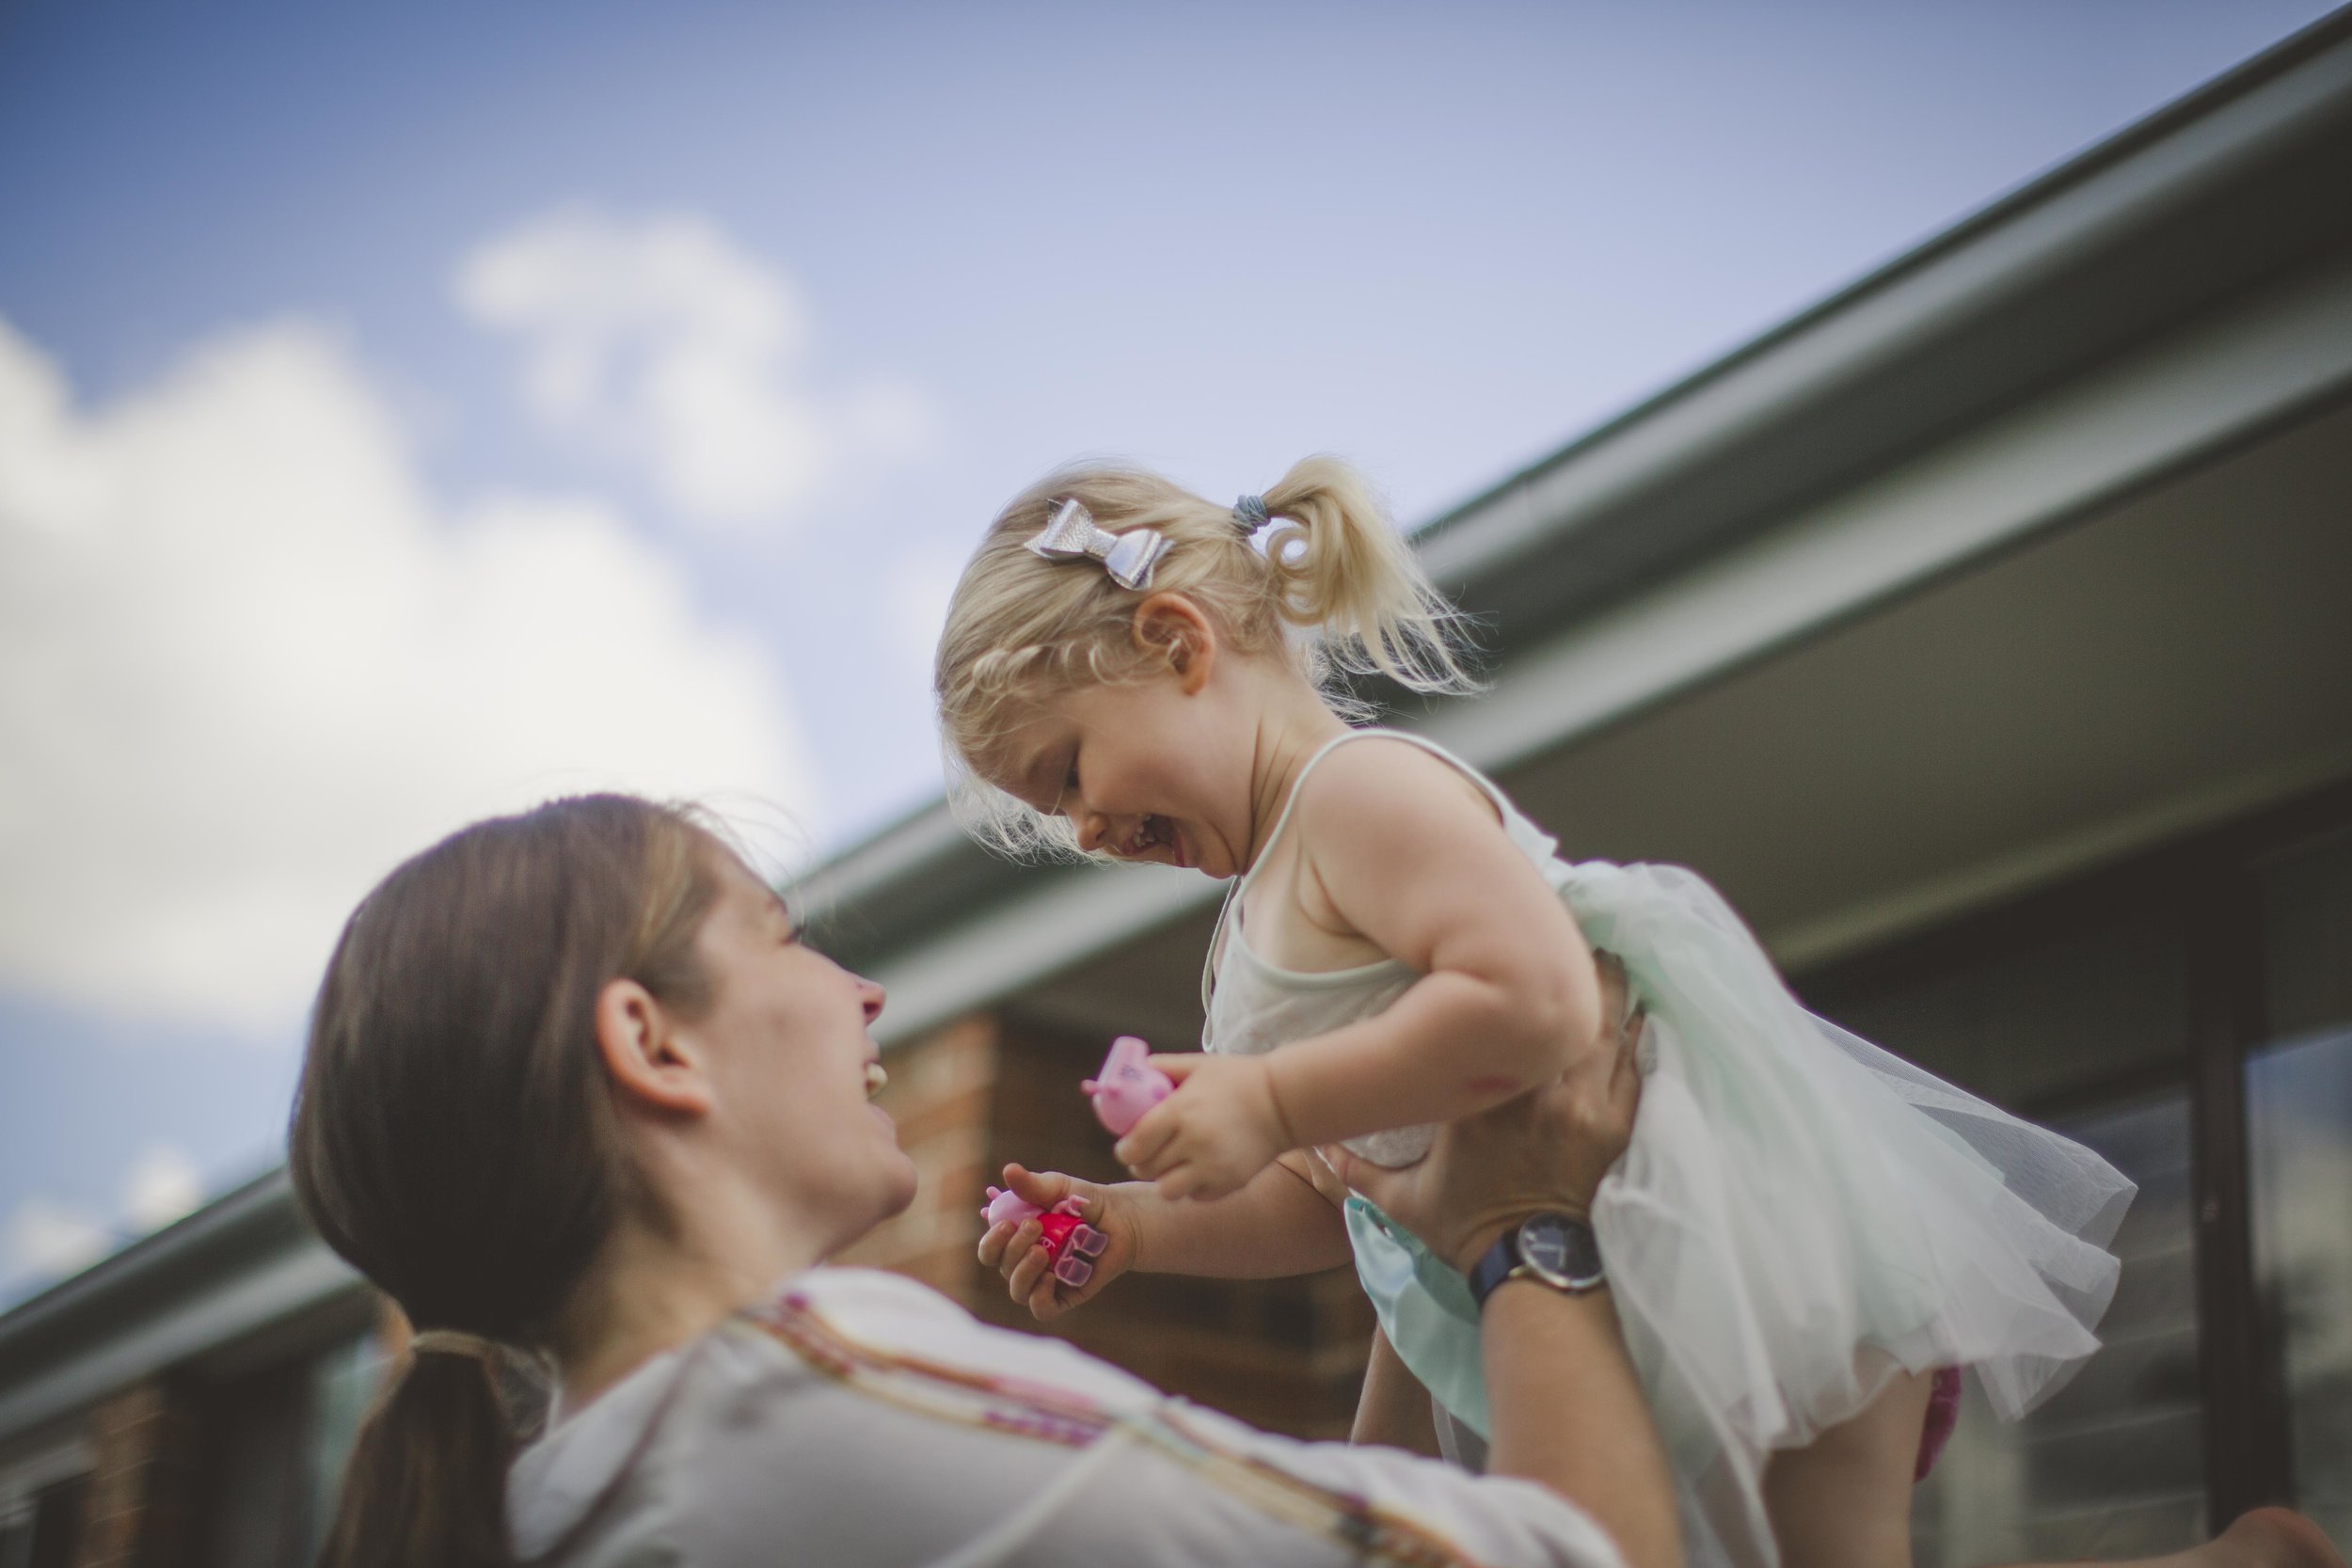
[1084,1035,1173,1137]
[981,1187,1108,1287]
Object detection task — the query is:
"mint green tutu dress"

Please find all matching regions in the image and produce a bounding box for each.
[1200,730,2136,1568]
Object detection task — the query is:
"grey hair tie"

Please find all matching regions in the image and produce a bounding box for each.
[1232,494,1271,534]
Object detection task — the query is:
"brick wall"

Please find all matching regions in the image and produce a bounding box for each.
[834,1015,1002,1295]
[72,1380,199,1568]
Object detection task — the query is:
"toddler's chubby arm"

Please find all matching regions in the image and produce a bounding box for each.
[1120,739,1612,1198]
[978,1151,1352,1323]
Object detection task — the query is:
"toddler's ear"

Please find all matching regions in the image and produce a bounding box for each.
[1129,594,1215,688]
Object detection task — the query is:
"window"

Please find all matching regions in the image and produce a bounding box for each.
[0,1445,89,1568]
[1805,882,2203,1564]
[195,1326,384,1568]
[2249,827,2352,1545]
[1912,1093,2204,1562]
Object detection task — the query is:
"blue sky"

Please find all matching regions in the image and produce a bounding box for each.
[0,0,2338,1304]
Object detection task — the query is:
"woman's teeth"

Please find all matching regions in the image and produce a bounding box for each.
[864,1062,889,1101]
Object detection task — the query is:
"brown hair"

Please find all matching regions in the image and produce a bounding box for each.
[933,454,1476,858]
[289,795,723,1568]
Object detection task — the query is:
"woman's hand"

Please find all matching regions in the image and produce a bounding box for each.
[976,1164,1141,1323]
[1113,1053,1290,1201]
[1327,1023,1642,1274]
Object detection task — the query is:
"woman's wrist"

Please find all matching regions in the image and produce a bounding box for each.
[1445,1204,1590,1275]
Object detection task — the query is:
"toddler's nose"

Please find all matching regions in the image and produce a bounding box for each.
[1072,807,1111,854]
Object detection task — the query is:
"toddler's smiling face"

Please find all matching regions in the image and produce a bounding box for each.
[993,668,1258,879]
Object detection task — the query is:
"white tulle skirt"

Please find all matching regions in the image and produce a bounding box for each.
[1344,861,2137,1568]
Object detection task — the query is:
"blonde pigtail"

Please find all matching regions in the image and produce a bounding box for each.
[1260,455,1479,698]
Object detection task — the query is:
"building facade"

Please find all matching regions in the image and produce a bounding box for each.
[6,14,2351,1565]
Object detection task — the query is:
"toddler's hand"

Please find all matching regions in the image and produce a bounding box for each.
[1114,1053,1289,1202]
[976,1164,1139,1323]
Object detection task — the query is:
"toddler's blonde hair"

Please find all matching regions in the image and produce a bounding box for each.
[934,454,1475,857]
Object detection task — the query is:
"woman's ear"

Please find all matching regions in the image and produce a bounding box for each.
[1130,594,1216,694]
[595,978,716,1118]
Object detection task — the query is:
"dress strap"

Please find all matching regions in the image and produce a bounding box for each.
[1200,727,1509,1016]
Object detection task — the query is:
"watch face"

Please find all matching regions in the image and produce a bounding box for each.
[1518,1214,1604,1291]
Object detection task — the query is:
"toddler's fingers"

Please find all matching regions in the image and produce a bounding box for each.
[1002,1162,1074,1212]
[1145,1052,1210,1083]
[1006,1235,1052,1302]
[995,1218,1044,1281]
[1114,1110,1181,1173]
[977,1218,1019,1270]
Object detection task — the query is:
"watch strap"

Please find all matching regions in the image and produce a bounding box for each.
[1466,1212,1604,1311]
[1466,1228,1523,1312]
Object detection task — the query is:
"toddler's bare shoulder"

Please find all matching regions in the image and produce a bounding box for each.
[1295,736,1499,837]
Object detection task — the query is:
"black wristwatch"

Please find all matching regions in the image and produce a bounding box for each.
[1467,1212,1605,1310]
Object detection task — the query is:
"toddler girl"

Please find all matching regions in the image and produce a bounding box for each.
[935,458,2136,1568]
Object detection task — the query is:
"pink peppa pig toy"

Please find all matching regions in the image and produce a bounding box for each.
[1084,1036,1173,1137]
[981,1187,1108,1287]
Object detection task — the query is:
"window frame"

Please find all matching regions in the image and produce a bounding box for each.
[1793,774,2352,1521]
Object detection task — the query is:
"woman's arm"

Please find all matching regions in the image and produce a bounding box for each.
[1331,1034,1681,1568]
[1480,1273,1678,1568]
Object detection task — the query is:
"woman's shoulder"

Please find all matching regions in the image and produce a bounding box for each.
[508,1269,1174,1560]
[738,1266,1167,1414]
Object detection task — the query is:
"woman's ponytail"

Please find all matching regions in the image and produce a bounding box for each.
[290,796,723,1568]
[1260,455,1477,697]
[317,1348,517,1568]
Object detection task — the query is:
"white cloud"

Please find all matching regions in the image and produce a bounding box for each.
[5,1198,108,1282]
[455,206,932,529]
[123,1144,203,1232]
[0,312,818,1034]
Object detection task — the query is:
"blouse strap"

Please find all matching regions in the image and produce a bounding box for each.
[1201,727,1496,1014]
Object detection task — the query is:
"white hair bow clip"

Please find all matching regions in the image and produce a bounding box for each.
[1025,499,1172,592]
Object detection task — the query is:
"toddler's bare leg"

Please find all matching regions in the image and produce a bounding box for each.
[1763,1366,1936,1568]
[1352,1324,1443,1457]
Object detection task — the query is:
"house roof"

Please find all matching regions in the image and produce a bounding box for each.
[5,5,2350,1444]
[793,5,2352,983]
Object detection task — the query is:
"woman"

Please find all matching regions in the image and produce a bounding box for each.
[292,795,1673,1568]
[292,797,2338,1568]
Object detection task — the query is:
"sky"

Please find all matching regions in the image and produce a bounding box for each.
[0,0,2340,1305]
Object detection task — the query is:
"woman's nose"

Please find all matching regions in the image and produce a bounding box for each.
[857,974,885,1023]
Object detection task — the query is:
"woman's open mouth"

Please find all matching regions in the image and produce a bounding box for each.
[864,1061,889,1101]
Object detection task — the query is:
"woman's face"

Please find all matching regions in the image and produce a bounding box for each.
[675,849,918,1255]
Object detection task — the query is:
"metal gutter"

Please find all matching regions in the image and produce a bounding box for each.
[0,1169,362,1442]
